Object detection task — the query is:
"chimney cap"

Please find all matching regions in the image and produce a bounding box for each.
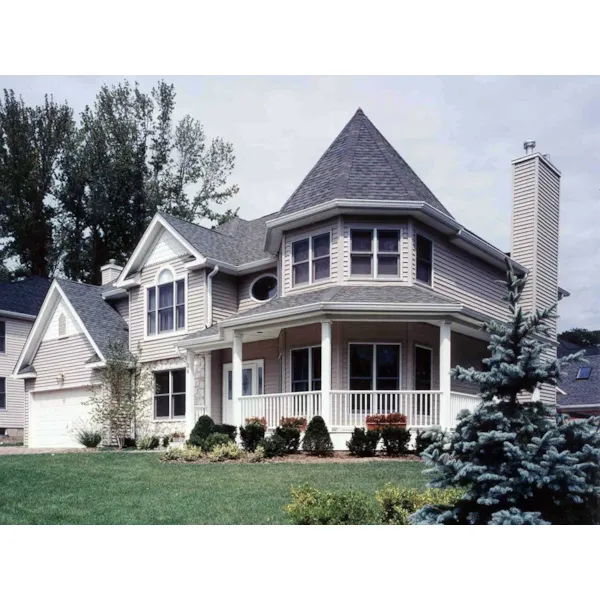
[109,258,117,265]
[523,140,536,155]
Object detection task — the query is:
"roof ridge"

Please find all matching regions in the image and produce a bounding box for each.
[159,211,229,238]
[56,278,102,290]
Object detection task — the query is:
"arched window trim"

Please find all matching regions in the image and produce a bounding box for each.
[146,265,187,338]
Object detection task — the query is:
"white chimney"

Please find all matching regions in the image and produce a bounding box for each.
[100,259,123,285]
[511,143,561,403]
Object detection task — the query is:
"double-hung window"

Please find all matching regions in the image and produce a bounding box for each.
[291,346,322,392]
[154,369,186,419]
[0,321,5,353]
[292,233,330,286]
[350,229,400,278]
[147,269,186,335]
[416,234,433,285]
[0,377,6,410]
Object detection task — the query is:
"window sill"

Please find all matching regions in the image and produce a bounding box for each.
[289,278,333,293]
[144,329,187,342]
[152,417,186,423]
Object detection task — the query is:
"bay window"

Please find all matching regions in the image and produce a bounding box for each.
[416,234,433,285]
[292,233,330,286]
[350,229,400,278]
[147,269,186,336]
[154,369,186,420]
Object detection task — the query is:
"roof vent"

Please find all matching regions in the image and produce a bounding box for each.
[523,140,536,155]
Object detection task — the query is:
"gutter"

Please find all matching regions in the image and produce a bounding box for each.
[205,266,219,327]
[0,309,36,321]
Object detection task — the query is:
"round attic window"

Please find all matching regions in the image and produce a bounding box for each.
[250,275,278,302]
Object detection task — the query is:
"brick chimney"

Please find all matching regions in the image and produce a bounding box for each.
[100,259,123,285]
[511,141,561,403]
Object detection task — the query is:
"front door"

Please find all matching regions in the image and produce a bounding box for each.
[222,360,264,424]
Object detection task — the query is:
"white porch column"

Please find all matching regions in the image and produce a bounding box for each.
[204,352,212,418]
[321,320,332,428]
[185,350,196,436]
[439,321,452,429]
[232,332,243,427]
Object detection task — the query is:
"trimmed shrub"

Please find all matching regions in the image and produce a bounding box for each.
[214,424,237,442]
[161,446,204,462]
[381,427,411,456]
[376,484,464,524]
[137,435,160,450]
[275,426,301,453]
[207,442,243,462]
[347,427,380,457]
[123,437,137,448]
[203,432,232,452]
[188,415,215,447]
[240,422,266,452]
[162,434,173,448]
[260,433,286,458]
[285,484,379,525]
[76,428,102,448]
[302,416,334,456]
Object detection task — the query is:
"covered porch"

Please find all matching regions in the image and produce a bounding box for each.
[181,315,487,438]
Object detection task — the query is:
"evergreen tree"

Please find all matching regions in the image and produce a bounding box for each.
[411,261,600,525]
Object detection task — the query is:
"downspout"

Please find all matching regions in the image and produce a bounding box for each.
[205,265,219,327]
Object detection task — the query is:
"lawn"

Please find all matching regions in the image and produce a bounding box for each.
[0,453,429,524]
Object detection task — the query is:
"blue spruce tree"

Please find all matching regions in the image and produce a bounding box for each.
[411,261,600,525]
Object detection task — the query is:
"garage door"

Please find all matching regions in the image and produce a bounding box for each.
[30,388,94,448]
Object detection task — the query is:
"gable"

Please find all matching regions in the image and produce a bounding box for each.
[42,299,82,341]
[145,229,189,268]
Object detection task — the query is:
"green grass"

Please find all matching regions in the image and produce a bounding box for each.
[0,454,429,524]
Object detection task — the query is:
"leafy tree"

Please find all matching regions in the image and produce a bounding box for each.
[57,80,239,283]
[0,90,73,278]
[411,261,600,525]
[85,339,152,449]
[558,328,600,349]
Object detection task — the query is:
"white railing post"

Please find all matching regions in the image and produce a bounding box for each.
[439,321,452,429]
[321,320,332,429]
[185,350,196,436]
[232,332,243,428]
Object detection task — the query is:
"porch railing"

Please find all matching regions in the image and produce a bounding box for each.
[330,390,442,429]
[449,392,481,426]
[194,405,207,422]
[240,392,322,429]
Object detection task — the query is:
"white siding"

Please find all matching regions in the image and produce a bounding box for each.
[0,317,33,429]
[110,295,130,324]
[212,272,237,322]
[237,268,278,313]
[43,300,81,341]
[146,229,188,267]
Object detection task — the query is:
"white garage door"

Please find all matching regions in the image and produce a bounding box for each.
[30,388,93,448]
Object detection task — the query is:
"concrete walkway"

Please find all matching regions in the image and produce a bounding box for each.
[0,446,91,455]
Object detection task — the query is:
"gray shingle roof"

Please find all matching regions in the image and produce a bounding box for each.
[0,276,51,316]
[557,350,600,409]
[278,108,453,219]
[160,212,275,266]
[184,285,460,343]
[57,279,129,359]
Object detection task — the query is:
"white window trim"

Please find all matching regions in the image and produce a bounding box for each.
[349,227,402,280]
[414,344,433,390]
[153,368,186,422]
[347,342,403,391]
[223,359,265,398]
[0,320,5,355]
[415,231,435,288]
[289,345,322,392]
[290,231,332,289]
[0,375,6,411]
[143,266,188,341]
[249,273,279,304]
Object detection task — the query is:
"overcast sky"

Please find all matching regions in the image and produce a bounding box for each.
[2,75,597,332]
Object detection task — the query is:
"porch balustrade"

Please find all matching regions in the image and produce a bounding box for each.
[235,389,481,430]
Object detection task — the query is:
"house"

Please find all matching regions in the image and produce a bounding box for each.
[0,276,51,440]
[13,109,565,449]
[557,343,600,418]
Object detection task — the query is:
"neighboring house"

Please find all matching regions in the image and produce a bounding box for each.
[557,343,600,417]
[14,109,566,449]
[0,276,51,440]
